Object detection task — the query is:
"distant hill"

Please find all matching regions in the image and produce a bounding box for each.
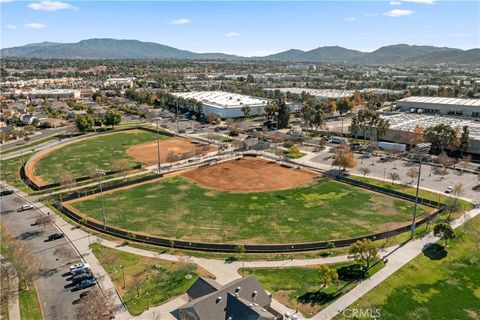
[1,38,478,65]
[261,46,365,63]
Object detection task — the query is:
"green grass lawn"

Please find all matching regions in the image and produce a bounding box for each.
[91,243,210,316]
[0,156,30,193]
[242,262,384,318]
[19,281,43,320]
[70,176,429,244]
[335,215,480,320]
[285,151,307,159]
[34,129,165,183]
[350,175,474,211]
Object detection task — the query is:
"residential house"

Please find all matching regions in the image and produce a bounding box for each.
[178,276,283,320]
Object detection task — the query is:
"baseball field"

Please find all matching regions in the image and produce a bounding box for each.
[66,157,430,244]
[26,129,215,185]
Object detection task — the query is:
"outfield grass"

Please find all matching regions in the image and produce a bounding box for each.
[33,129,165,183]
[242,262,384,318]
[70,176,429,244]
[335,215,480,320]
[91,243,210,316]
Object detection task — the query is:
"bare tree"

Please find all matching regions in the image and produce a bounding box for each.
[406,167,419,185]
[54,246,77,265]
[111,159,130,180]
[458,155,472,173]
[74,288,116,320]
[0,265,15,312]
[389,172,400,184]
[437,151,453,174]
[10,242,39,289]
[359,167,371,177]
[34,215,52,231]
[57,170,76,202]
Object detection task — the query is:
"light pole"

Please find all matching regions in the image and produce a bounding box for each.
[410,143,431,239]
[120,265,125,289]
[97,169,107,230]
[155,119,162,176]
[275,112,279,130]
[383,167,386,182]
[176,103,179,132]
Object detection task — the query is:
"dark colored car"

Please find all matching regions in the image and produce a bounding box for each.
[47,232,64,241]
[75,279,97,290]
[0,189,14,196]
[72,272,94,284]
[71,267,91,276]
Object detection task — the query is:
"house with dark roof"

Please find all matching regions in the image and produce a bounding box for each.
[178,276,283,320]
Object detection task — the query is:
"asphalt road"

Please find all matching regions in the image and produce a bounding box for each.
[0,191,90,320]
[0,126,72,152]
[309,148,480,201]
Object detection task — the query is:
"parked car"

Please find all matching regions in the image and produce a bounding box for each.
[76,279,97,290]
[444,186,454,194]
[71,267,91,276]
[72,272,94,284]
[20,204,34,211]
[70,263,90,272]
[47,232,64,241]
[0,189,14,196]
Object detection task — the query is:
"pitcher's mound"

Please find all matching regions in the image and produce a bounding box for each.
[181,157,319,192]
[127,137,217,165]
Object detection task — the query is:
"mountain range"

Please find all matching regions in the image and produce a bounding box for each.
[2,38,479,65]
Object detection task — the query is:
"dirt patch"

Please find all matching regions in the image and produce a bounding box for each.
[126,137,217,165]
[181,157,319,193]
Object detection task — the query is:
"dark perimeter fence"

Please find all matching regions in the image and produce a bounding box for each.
[53,160,447,253]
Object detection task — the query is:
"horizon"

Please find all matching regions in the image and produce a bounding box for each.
[1,1,479,55]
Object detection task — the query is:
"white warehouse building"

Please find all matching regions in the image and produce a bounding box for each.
[396,96,480,118]
[172,91,297,119]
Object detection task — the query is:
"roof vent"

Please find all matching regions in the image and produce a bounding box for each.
[252,290,258,296]
[216,296,222,303]
[248,303,253,308]
[235,286,242,293]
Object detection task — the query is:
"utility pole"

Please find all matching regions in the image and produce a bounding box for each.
[176,103,179,132]
[100,180,106,230]
[410,143,431,239]
[156,120,162,176]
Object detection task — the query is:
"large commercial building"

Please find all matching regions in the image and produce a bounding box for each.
[274,88,404,101]
[173,91,297,119]
[380,113,480,154]
[396,96,480,118]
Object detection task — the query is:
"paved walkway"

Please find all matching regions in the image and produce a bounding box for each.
[0,254,21,320]
[312,207,480,320]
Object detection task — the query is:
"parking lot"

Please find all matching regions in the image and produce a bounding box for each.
[0,191,95,319]
[308,148,480,201]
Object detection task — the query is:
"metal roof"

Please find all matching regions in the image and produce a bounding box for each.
[398,96,480,107]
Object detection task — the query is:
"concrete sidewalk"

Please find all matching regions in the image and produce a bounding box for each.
[0,254,21,320]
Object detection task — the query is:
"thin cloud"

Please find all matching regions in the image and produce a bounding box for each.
[6,25,18,29]
[225,31,240,37]
[403,0,435,4]
[169,18,190,25]
[24,23,46,29]
[364,13,379,17]
[28,1,78,11]
[384,9,415,17]
[344,17,355,21]
[389,1,402,5]
[0,0,14,3]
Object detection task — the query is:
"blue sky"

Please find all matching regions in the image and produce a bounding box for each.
[1,1,479,55]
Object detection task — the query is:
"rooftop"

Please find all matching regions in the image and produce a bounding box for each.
[397,96,480,107]
[172,91,270,109]
[381,113,480,139]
